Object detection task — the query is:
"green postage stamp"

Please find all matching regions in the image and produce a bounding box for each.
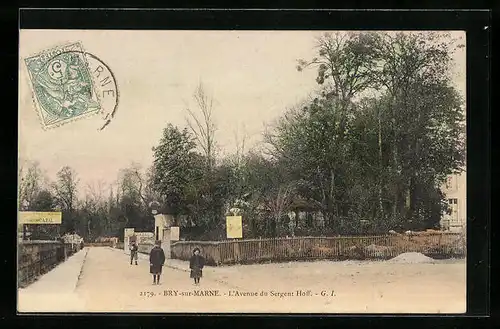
[24,42,102,129]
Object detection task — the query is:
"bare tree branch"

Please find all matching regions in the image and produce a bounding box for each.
[185,82,218,169]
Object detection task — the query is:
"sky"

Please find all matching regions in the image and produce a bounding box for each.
[18,30,465,190]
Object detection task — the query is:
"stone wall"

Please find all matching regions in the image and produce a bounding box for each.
[137,243,154,255]
[18,241,81,287]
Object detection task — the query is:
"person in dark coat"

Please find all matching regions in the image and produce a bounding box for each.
[130,241,138,265]
[149,240,166,285]
[189,247,205,285]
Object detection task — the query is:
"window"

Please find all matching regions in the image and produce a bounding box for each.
[448,198,458,205]
[446,176,453,189]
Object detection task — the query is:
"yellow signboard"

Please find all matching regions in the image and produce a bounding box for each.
[19,211,62,224]
[226,216,243,239]
[124,228,135,237]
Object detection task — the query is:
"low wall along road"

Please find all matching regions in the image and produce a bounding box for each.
[18,241,83,287]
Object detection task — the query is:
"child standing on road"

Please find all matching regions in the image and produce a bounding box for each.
[189,247,205,285]
[149,240,166,285]
[130,241,139,265]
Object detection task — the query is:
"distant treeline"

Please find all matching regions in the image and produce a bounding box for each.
[18,32,464,241]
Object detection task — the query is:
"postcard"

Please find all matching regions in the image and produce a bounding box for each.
[17,29,467,314]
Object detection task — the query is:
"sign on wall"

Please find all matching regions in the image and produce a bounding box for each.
[135,231,155,244]
[19,211,62,224]
[226,216,243,239]
[124,228,135,237]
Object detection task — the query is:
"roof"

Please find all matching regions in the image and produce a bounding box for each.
[288,198,324,211]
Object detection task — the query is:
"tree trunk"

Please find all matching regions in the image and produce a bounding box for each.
[250,216,256,238]
[392,170,398,221]
[377,105,384,219]
[391,102,399,222]
[329,169,336,229]
[406,176,417,225]
[328,211,336,232]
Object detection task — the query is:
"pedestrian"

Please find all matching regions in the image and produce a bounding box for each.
[149,240,166,285]
[189,247,205,285]
[130,241,138,265]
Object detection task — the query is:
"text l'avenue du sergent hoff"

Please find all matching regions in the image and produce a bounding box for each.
[140,289,336,298]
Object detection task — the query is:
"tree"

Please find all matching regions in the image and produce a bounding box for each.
[184,159,236,236]
[77,181,110,241]
[53,166,79,212]
[122,164,157,231]
[297,31,381,105]
[266,31,465,233]
[266,97,355,230]
[29,189,58,240]
[31,189,55,211]
[186,83,218,170]
[220,124,249,212]
[373,32,465,226]
[237,153,296,237]
[52,166,79,233]
[151,124,200,217]
[118,163,150,207]
[291,32,383,230]
[18,161,45,210]
[391,79,464,228]
[115,164,151,230]
[106,183,129,240]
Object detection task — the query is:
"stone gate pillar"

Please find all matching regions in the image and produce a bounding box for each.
[124,228,135,255]
[154,214,174,259]
[162,227,171,259]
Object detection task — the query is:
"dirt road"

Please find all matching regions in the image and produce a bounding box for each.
[74,247,466,313]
